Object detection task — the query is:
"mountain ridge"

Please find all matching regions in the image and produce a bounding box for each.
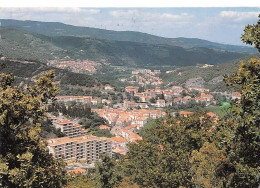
[0,19,257,53]
[0,27,250,67]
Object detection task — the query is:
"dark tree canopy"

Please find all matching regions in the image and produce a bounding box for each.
[0,70,67,187]
[241,14,260,52]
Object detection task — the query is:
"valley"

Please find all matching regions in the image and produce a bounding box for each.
[0,16,259,188]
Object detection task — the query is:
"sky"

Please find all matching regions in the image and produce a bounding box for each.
[0,7,259,45]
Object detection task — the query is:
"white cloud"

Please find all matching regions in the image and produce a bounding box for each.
[110,10,139,17]
[85,9,101,14]
[219,11,259,22]
[109,9,194,22]
[0,7,101,27]
[0,7,101,17]
[160,13,193,21]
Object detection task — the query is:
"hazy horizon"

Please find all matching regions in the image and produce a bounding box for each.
[0,7,259,46]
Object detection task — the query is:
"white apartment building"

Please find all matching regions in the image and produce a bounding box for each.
[53,119,85,138]
[47,135,112,163]
[156,99,166,108]
[56,96,92,104]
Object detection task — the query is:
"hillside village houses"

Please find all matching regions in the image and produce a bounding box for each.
[110,136,128,155]
[48,59,98,73]
[156,99,166,108]
[132,69,152,74]
[128,69,163,86]
[56,85,218,115]
[46,81,238,163]
[92,107,165,129]
[125,86,139,95]
[92,107,165,149]
[125,85,216,107]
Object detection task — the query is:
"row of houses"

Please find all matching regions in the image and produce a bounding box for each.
[130,69,162,86]
[92,107,165,129]
[92,107,165,154]
[123,99,167,108]
[125,86,216,107]
[174,93,215,106]
[125,86,241,108]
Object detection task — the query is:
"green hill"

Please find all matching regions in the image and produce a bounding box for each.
[161,54,260,91]
[0,56,104,94]
[0,19,257,53]
[0,27,250,67]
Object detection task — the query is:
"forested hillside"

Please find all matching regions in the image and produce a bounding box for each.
[161,53,260,91]
[0,27,250,67]
[0,57,104,93]
[1,19,257,53]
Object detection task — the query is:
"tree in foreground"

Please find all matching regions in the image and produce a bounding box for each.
[0,70,67,187]
[120,111,217,187]
[116,15,260,188]
[191,16,260,187]
[221,59,260,187]
[241,14,260,52]
[65,173,95,188]
[94,153,121,188]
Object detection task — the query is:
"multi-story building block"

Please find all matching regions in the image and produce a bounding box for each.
[47,135,112,164]
[53,119,85,138]
[56,96,92,104]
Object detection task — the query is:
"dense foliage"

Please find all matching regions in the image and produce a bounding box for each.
[241,15,260,52]
[120,111,217,187]
[40,118,65,139]
[0,70,67,187]
[94,154,121,188]
[93,129,114,138]
[47,102,107,130]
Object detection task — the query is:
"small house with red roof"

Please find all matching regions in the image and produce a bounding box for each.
[67,168,87,175]
[179,111,194,117]
[99,125,111,130]
[232,92,241,100]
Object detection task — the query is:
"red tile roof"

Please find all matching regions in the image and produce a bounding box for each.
[73,124,81,127]
[99,125,110,130]
[56,120,72,124]
[201,93,213,98]
[67,168,86,174]
[206,112,217,118]
[111,136,127,143]
[179,111,194,115]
